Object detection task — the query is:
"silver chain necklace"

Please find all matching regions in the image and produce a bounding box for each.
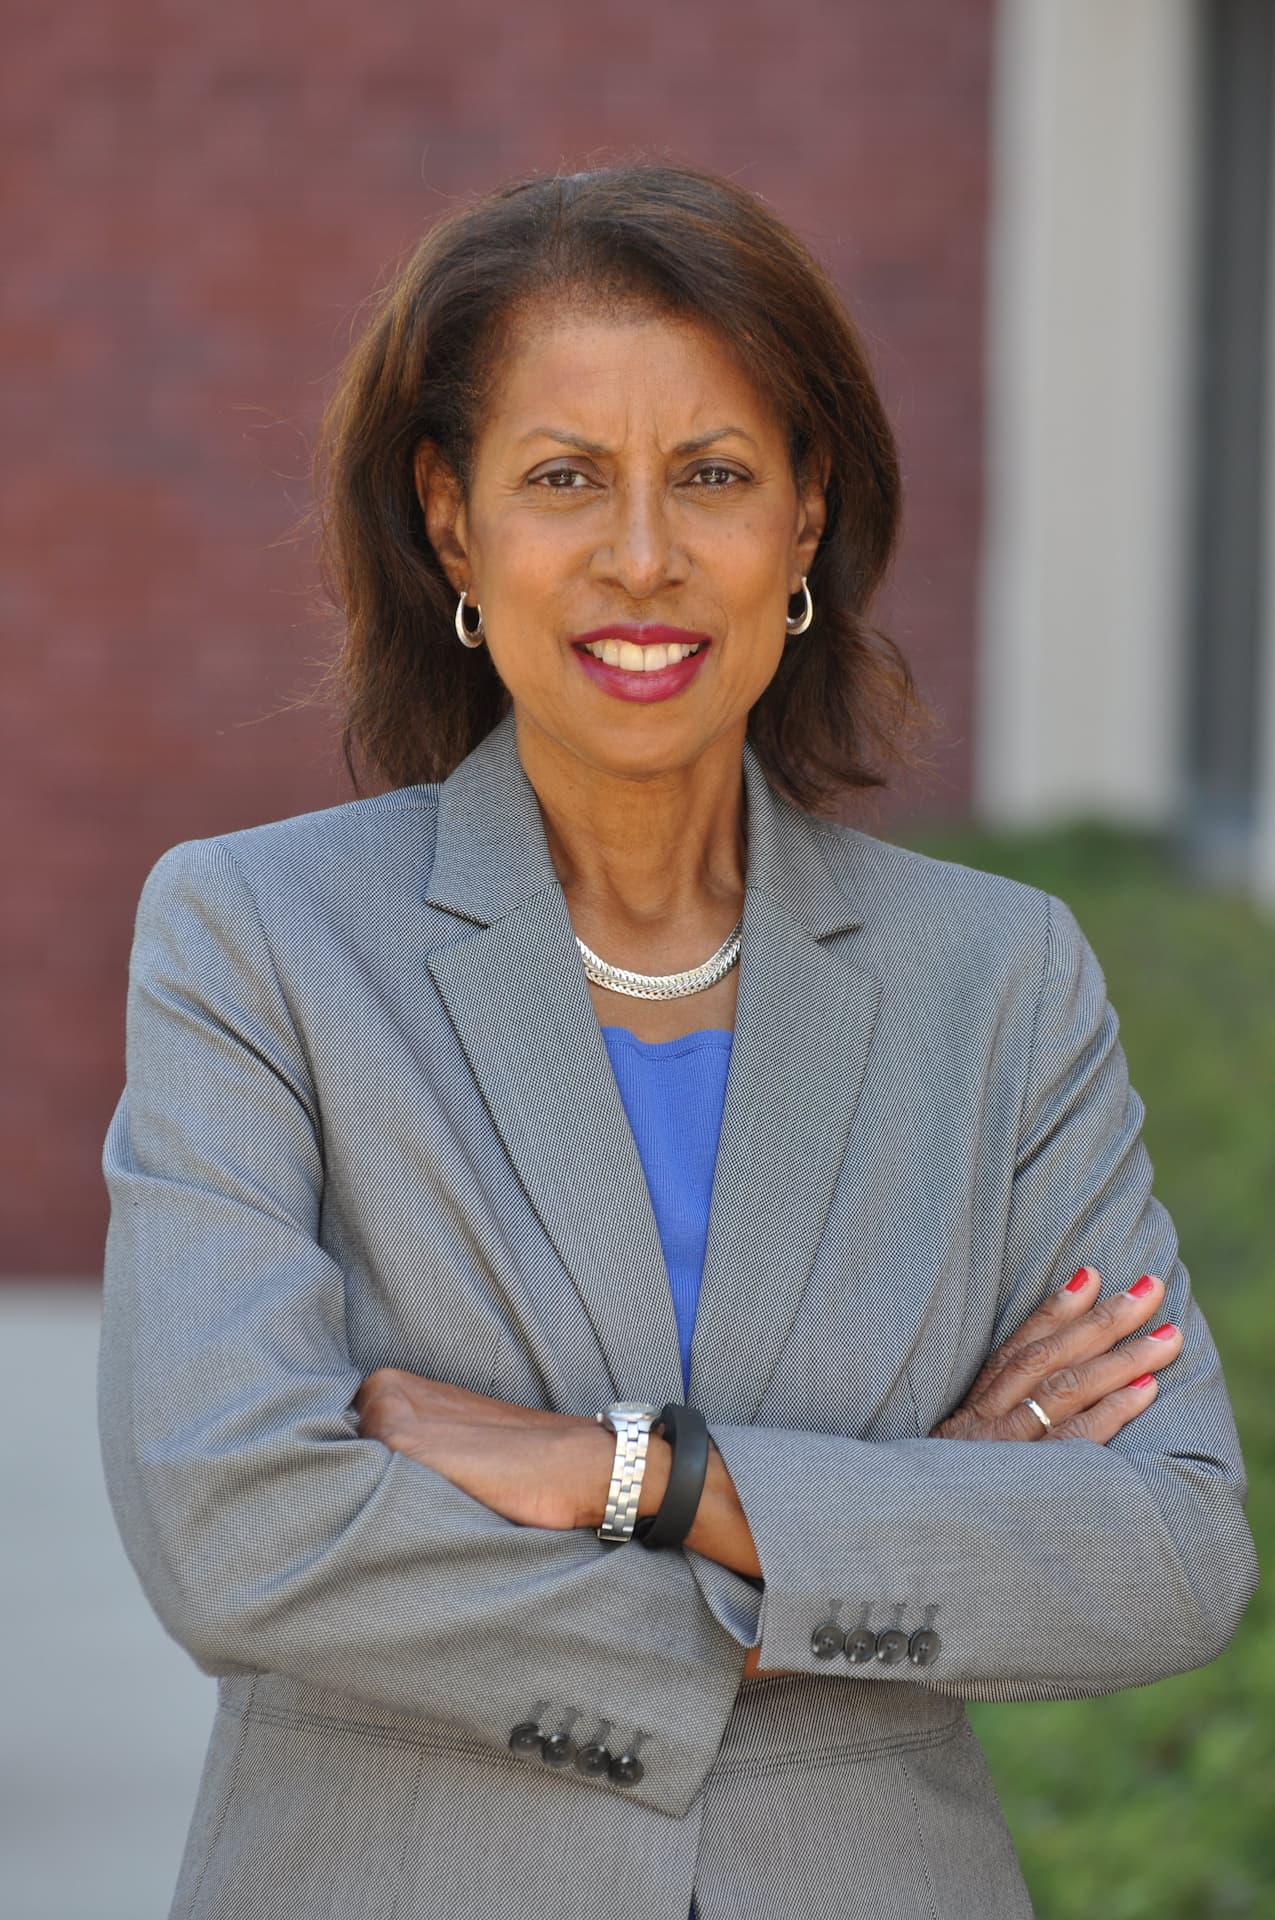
[576,912,744,1000]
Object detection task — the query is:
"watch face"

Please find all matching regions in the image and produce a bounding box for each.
[600,1402,660,1428]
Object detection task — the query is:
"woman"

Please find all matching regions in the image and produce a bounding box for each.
[99,165,1256,1920]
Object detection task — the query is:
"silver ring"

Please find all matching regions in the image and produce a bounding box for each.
[785,574,814,634]
[455,588,485,647]
[1023,1396,1052,1432]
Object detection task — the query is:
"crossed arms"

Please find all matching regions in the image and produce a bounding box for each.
[98,839,1257,1820]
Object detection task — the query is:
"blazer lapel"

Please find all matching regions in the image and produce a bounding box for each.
[423,710,880,1424]
[425,714,684,1409]
[688,887,880,1425]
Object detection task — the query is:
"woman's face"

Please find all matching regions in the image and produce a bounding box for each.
[416,300,827,783]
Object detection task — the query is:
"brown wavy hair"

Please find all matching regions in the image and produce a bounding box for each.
[308,161,934,817]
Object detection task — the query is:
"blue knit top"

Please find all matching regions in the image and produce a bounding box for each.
[599,1023,734,1920]
[600,1024,734,1395]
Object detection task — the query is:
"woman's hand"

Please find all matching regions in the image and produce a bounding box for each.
[353,1370,612,1531]
[931,1266,1182,1443]
[739,1267,1183,1684]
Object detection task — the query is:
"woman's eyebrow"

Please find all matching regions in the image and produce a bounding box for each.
[515,426,760,454]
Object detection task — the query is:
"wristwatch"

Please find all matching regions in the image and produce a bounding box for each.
[595,1402,661,1542]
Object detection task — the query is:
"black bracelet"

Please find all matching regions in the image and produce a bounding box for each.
[633,1403,709,1551]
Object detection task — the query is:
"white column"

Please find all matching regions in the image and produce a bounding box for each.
[977,0,1200,828]
[1253,25,1275,913]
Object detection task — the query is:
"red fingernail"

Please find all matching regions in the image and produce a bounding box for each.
[1066,1269,1091,1292]
[1150,1324,1178,1340]
[1131,1373,1156,1389]
[1128,1275,1156,1298]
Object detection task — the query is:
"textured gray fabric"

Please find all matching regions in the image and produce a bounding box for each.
[99,708,1257,1920]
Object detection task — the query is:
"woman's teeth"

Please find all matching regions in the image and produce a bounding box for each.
[581,639,705,671]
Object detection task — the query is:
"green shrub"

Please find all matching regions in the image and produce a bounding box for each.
[905,822,1273,1918]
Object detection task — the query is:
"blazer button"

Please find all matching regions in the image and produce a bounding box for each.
[811,1618,846,1659]
[542,1729,578,1767]
[575,1741,612,1778]
[875,1627,910,1665]
[842,1625,876,1665]
[508,1719,544,1755]
[909,1628,942,1667]
[609,1750,645,1786]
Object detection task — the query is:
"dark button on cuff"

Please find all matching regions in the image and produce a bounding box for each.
[909,1628,942,1667]
[609,1750,645,1786]
[842,1625,876,1665]
[875,1627,910,1665]
[575,1741,612,1777]
[811,1619,846,1659]
[508,1719,544,1754]
[542,1729,578,1767]
[541,1708,581,1767]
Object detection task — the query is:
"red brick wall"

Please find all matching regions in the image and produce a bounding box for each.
[3,0,994,1276]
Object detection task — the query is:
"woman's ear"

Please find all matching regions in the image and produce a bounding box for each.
[413,441,470,592]
[794,451,831,578]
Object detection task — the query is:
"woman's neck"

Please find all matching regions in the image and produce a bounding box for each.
[514,716,748,932]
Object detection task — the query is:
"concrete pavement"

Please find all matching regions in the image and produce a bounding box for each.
[1,1285,214,1920]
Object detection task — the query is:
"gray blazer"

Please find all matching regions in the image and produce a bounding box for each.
[99,708,1257,1920]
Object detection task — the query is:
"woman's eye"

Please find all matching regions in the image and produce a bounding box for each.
[533,467,590,489]
[689,465,743,488]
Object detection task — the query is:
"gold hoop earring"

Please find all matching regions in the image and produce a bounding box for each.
[785,576,813,635]
[455,589,485,648]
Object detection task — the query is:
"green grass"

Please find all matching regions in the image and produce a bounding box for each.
[903,820,1273,1919]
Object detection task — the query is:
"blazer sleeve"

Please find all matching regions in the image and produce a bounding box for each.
[98,838,747,1821]
[703,892,1259,1697]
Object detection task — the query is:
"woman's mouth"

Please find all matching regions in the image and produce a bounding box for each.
[570,626,713,703]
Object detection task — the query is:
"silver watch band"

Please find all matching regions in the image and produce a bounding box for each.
[596,1402,660,1542]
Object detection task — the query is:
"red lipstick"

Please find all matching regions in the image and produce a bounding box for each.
[571,624,713,704]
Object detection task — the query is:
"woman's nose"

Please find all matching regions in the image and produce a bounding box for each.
[591,484,688,596]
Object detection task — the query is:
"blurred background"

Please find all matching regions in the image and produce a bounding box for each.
[3,1,1271,1914]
